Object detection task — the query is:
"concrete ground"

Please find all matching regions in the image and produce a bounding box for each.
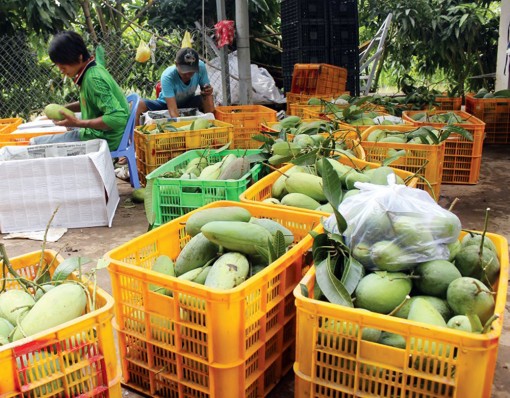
[1,145,509,397]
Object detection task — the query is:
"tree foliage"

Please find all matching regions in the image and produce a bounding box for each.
[359,0,499,93]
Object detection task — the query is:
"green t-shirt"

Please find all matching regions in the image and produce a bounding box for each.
[79,64,129,151]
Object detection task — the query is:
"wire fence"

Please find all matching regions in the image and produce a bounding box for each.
[0,27,224,120]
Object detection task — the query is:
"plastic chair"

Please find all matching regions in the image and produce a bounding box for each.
[111,93,141,188]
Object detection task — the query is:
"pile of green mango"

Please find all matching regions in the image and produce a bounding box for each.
[473,88,510,99]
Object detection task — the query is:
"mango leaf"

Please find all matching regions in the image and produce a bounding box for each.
[312,233,331,264]
[252,134,274,144]
[321,157,343,209]
[273,230,287,258]
[313,279,324,300]
[300,283,309,298]
[341,257,364,295]
[213,142,231,153]
[52,257,92,282]
[267,238,277,263]
[382,149,406,166]
[321,159,347,234]
[443,125,473,141]
[291,149,319,166]
[245,153,268,163]
[315,256,353,307]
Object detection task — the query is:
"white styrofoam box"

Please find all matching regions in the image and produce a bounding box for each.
[142,110,214,125]
[0,139,120,233]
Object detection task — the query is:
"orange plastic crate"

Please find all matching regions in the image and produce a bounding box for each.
[0,141,29,148]
[0,250,121,397]
[291,64,347,95]
[105,201,323,398]
[286,92,348,115]
[0,128,64,143]
[402,110,485,185]
[214,105,277,149]
[465,94,510,144]
[361,125,446,200]
[293,230,508,398]
[134,120,234,186]
[0,117,23,134]
[240,156,418,214]
[433,96,462,111]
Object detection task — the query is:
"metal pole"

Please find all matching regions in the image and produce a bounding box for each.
[235,0,252,104]
[216,0,231,105]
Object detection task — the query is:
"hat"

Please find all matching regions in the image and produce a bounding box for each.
[175,47,199,73]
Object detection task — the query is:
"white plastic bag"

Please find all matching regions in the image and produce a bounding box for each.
[324,179,461,271]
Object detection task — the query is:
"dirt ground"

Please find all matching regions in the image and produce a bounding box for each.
[1,144,509,397]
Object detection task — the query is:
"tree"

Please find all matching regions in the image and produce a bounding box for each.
[359,0,499,94]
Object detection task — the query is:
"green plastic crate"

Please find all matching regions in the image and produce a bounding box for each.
[145,149,264,226]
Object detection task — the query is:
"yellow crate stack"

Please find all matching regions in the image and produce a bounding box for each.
[105,201,324,397]
[293,231,508,398]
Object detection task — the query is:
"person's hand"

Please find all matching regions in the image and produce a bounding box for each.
[201,84,213,96]
[53,110,81,127]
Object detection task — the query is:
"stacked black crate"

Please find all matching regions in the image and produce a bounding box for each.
[281,0,330,92]
[281,0,360,95]
[329,0,360,96]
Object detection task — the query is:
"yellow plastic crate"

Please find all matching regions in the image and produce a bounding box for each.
[0,250,121,397]
[402,110,486,185]
[361,125,446,200]
[0,117,23,134]
[134,120,234,186]
[214,105,277,149]
[293,230,508,398]
[105,200,323,398]
[261,119,365,160]
[240,156,419,214]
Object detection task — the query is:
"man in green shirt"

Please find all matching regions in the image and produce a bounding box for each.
[30,31,129,151]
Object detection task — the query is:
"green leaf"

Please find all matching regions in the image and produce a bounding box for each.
[312,233,331,264]
[321,157,343,210]
[382,149,406,166]
[267,237,277,263]
[244,153,267,163]
[341,257,364,295]
[332,208,348,236]
[52,257,92,282]
[291,149,319,166]
[273,230,287,258]
[213,142,231,153]
[255,245,270,264]
[459,13,469,28]
[252,134,274,144]
[443,125,473,141]
[315,256,353,307]
[300,283,309,298]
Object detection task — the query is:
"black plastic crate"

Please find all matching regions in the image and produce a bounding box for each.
[281,0,329,20]
[282,19,329,49]
[330,18,359,47]
[330,48,359,96]
[329,0,358,20]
